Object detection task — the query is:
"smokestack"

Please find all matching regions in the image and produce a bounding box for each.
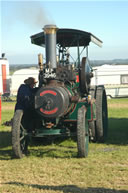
[43,25,58,69]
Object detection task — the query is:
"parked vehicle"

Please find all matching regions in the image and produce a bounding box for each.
[12,25,108,158]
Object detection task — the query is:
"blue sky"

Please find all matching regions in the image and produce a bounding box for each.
[1,0,128,64]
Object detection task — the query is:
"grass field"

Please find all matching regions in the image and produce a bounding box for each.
[0,99,128,193]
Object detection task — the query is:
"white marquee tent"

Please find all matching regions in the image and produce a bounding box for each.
[10,64,128,98]
[10,68,39,95]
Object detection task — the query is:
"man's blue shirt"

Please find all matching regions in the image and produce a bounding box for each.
[15,84,35,111]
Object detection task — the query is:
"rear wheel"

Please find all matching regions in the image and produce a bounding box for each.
[77,106,89,158]
[95,86,108,142]
[12,110,28,158]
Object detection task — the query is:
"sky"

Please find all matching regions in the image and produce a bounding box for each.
[1,0,128,64]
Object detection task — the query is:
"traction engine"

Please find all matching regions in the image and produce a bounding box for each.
[12,25,108,158]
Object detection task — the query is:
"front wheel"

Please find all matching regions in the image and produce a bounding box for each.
[77,106,89,158]
[12,110,28,158]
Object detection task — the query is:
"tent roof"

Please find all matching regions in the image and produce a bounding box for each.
[13,68,38,75]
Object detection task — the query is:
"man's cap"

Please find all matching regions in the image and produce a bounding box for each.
[24,77,38,85]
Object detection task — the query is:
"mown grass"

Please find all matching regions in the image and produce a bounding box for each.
[0,99,128,193]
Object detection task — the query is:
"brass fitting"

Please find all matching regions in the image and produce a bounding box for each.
[44,25,58,34]
[38,53,43,71]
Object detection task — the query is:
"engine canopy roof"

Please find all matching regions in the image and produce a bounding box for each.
[30,28,103,48]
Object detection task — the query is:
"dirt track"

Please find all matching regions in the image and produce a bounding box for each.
[2,105,15,110]
[2,103,128,110]
[108,103,128,108]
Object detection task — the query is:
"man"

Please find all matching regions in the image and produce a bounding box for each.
[14,77,38,133]
[15,77,38,111]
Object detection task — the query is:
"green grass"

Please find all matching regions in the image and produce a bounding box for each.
[107,99,128,145]
[0,99,128,193]
[107,98,128,104]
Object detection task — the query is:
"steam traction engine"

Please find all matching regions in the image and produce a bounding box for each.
[12,25,108,158]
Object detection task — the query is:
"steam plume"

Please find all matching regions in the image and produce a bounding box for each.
[17,1,55,28]
[2,1,55,30]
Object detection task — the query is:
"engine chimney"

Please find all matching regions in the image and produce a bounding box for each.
[44,25,58,69]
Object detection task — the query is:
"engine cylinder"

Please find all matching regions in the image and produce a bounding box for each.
[35,86,70,118]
